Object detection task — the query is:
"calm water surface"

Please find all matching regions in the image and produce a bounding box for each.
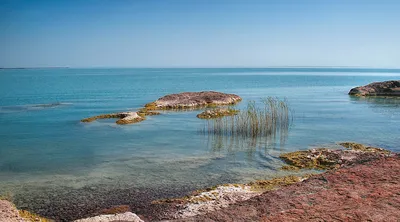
[0,68,399,217]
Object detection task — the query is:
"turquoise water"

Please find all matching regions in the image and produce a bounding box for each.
[0,68,399,218]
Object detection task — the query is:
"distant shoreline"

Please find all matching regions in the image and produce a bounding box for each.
[1,67,400,71]
[0,67,70,70]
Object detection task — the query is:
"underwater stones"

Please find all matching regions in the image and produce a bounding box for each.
[145,91,242,110]
[32,102,64,108]
[349,80,400,96]
[280,142,392,170]
[81,112,144,125]
[196,108,239,119]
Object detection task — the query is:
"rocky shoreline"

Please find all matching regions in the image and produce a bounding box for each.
[149,142,396,221]
[1,142,398,221]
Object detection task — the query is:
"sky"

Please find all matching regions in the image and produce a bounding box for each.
[0,0,399,68]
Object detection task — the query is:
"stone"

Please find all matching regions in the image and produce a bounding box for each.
[74,212,143,222]
[144,91,242,110]
[349,80,400,96]
[196,108,239,119]
[81,112,144,125]
[280,142,392,170]
[0,200,24,222]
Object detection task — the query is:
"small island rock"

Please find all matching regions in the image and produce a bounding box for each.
[145,91,242,110]
[349,80,400,96]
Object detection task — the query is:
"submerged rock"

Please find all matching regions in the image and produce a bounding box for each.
[144,91,242,110]
[196,108,239,119]
[81,112,144,125]
[280,142,392,170]
[32,102,64,108]
[349,80,400,96]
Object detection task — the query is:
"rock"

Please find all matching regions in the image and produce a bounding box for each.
[144,91,242,110]
[280,142,392,170]
[0,200,24,222]
[74,212,143,222]
[349,80,400,96]
[81,112,144,125]
[196,108,239,119]
[185,156,400,221]
[339,142,391,155]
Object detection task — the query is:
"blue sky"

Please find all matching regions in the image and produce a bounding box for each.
[0,0,399,68]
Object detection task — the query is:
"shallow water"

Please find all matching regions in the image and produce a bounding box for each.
[0,68,399,218]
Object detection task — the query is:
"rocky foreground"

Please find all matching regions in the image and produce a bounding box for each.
[2,143,398,221]
[349,80,400,96]
[177,154,400,222]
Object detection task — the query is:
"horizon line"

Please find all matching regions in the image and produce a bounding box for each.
[2,66,400,70]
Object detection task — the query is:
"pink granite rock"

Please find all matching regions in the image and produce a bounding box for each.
[349,80,400,96]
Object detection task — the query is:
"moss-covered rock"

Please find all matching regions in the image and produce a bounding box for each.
[280,142,392,171]
[339,142,391,155]
[81,112,144,125]
[280,148,340,170]
[196,108,239,119]
[248,175,306,192]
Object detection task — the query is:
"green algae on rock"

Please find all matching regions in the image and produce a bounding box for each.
[280,142,392,171]
[280,148,340,170]
[339,142,391,155]
[196,108,239,119]
[81,112,145,125]
[247,175,309,192]
[144,91,242,110]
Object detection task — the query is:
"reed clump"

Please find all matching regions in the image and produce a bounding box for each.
[204,97,292,138]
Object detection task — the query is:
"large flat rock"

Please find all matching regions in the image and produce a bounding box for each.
[349,80,400,96]
[145,91,242,109]
[181,155,400,221]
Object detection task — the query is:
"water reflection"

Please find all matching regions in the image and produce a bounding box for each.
[350,96,400,106]
[350,96,400,116]
[202,123,289,162]
[199,98,291,161]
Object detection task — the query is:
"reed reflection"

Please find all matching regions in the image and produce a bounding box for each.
[201,97,293,159]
